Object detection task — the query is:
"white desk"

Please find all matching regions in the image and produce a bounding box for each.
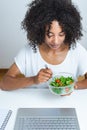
[0,88,87,130]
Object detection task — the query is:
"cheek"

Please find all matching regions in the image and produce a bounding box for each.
[58,36,65,42]
[62,37,65,42]
[45,38,52,45]
[44,36,51,43]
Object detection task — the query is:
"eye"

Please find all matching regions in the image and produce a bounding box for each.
[59,32,65,37]
[47,32,54,38]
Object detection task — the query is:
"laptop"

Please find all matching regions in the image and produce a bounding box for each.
[14,108,80,130]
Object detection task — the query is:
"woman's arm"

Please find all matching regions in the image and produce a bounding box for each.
[0,63,52,91]
[0,63,35,90]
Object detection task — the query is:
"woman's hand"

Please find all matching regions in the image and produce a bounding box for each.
[34,68,52,84]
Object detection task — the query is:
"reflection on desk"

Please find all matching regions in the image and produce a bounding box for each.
[0,88,87,130]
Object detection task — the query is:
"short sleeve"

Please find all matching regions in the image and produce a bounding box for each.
[14,46,27,75]
[77,44,87,75]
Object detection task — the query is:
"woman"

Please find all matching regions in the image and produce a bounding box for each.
[0,0,87,90]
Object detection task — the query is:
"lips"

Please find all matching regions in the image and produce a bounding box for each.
[50,44,60,49]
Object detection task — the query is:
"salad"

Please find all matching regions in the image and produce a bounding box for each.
[50,76,74,87]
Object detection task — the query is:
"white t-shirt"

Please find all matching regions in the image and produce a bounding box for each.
[15,43,87,81]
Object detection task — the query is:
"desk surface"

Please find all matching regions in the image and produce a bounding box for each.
[0,88,87,130]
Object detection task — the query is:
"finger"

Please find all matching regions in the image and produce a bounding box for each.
[43,68,52,74]
[40,75,50,81]
[74,85,78,89]
[43,70,52,78]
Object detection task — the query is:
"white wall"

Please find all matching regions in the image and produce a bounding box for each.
[0,0,31,68]
[0,0,87,68]
[73,0,87,48]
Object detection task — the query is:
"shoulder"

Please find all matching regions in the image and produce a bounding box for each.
[17,44,36,56]
[68,43,87,60]
[21,44,32,53]
[71,43,87,53]
[76,43,87,56]
[15,44,40,61]
[76,43,87,50]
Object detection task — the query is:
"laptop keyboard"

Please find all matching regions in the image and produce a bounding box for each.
[18,116,79,130]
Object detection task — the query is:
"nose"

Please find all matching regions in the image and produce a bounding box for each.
[53,36,59,44]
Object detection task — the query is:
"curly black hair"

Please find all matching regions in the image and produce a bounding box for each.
[22,0,83,51]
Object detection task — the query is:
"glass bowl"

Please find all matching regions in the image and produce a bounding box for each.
[48,72,75,95]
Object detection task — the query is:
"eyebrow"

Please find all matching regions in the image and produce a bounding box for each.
[46,31,65,35]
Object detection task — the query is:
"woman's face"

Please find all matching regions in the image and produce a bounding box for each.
[44,20,66,50]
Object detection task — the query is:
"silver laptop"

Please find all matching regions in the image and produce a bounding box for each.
[14,108,80,130]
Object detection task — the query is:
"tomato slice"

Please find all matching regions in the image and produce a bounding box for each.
[55,79,60,83]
